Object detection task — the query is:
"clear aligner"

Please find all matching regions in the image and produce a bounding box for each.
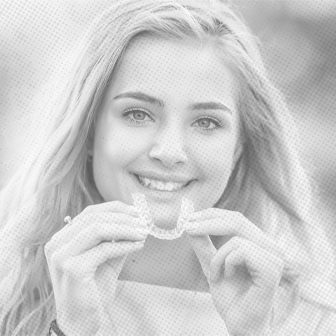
[131,193,195,240]
[176,197,195,231]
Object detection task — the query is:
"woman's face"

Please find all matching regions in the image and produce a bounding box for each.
[92,36,242,229]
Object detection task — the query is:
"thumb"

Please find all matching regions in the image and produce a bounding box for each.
[187,234,217,281]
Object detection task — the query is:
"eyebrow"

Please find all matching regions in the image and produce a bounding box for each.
[113,91,232,114]
[113,91,165,108]
[189,102,231,114]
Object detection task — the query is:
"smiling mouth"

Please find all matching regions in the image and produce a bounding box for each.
[134,174,194,192]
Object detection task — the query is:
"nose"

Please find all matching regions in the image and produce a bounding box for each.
[148,126,188,168]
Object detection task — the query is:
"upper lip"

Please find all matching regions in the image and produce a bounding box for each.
[132,171,196,184]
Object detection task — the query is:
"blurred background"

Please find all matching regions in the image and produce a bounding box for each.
[0,0,336,252]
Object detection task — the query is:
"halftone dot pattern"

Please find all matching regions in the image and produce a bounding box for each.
[1,0,336,335]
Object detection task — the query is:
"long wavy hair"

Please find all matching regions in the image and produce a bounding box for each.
[1,0,334,334]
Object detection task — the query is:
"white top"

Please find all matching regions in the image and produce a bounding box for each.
[110,280,229,335]
[109,280,336,335]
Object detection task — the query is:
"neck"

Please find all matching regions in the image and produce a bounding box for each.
[119,232,209,292]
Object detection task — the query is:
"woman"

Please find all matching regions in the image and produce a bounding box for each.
[1,0,336,334]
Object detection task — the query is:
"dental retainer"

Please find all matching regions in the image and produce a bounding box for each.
[132,193,195,240]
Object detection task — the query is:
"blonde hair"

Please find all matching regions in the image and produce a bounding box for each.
[1,0,334,334]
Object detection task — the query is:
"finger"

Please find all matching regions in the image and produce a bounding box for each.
[80,201,140,218]
[51,223,148,271]
[74,203,143,231]
[71,214,148,244]
[50,200,140,241]
[220,248,279,321]
[187,234,217,281]
[61,240,145,281]
[185,211,286,262]
[186,210,298,285]
[210,237,283,286]
[60,201,142,236]
[51,241,143,315]
[224,249,282,289]
[210,236,240,282]
[186,211,263,240]
[186,207,225,222]
[46,212,145,255]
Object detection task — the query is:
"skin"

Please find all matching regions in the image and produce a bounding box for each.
[91,36,242,226]
[89,36,243,291]
[49,36,287,334]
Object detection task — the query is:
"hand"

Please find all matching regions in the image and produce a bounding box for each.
[185,209,288,335]
[44,201,149,336]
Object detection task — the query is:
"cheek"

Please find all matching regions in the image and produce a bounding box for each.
[192,140,235,211]
[193,137,237,178]
[93,124,155,173]
[207,154,234,195]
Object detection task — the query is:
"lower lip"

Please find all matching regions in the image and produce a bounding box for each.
[130,174,196,198]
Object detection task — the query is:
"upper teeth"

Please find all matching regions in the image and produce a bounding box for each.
[137,175,188,191]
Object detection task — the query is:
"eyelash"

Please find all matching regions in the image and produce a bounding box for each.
[122,108,154,125]
[122,108,225,132]
[198,116,225,132]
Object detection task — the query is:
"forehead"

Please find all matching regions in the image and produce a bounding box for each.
[108,35,240,110]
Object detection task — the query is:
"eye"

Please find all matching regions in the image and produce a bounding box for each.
[122,108,154,125]
[194,116,224,132]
